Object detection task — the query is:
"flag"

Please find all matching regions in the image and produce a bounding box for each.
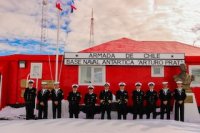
[56,0,62,11]
[70,0,77,13]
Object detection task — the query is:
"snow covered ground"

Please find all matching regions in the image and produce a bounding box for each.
[0,118,200,133]
[0,100,200,133]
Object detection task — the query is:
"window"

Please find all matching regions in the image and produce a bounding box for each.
[189,65,200,87]
[151,66,164,77]
[79,66,105,85]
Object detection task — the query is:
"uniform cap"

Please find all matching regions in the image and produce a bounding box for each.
[72,84,79,88]
[162,82,168,85]
[54,82,60,85]
[104,82,110,86]
[148,82,155,86]
[135,82,142,86]
[28,79,34,84]
[41,81,47,85]
[119,82,126,86]
[176,81,183,84]
[88,85,94,89]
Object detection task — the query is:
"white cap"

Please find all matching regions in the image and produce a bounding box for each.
[135,82,142,86]
[148,82,155,86]
[72,84,79,88]
[104,82,110,86]
[162,82,168,85]
[88,85,94,89]
[41,81,47,85]
[119,82,126,86]
[28,79,34,84]
[176,81,183,84]
[54,82,60,85]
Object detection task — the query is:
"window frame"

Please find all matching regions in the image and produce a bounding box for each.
[78,66,106,86]
[189,65,200,87]
[151,66,164,77]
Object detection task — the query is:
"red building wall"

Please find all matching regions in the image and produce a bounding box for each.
[0,55,200,109]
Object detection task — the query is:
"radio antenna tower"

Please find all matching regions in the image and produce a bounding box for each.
[89,8,94,47]
[40,0,48,51]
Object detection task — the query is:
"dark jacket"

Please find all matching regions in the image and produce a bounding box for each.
[132,90,144,105]
[84,93,97,106]
[174,88,186,101]
[67,91,81,105]
[51,89,64,103]
[37,89,50,105]
[99,90,113,105]
[145,90,158,105]
[24,87,36,107]
[116,90,128,104]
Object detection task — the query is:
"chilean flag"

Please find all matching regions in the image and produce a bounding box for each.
[70,0,77,13]
[56,0,62,11]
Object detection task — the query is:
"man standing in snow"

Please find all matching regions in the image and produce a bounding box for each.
[51,82,64,119]
[145,82,158,119]
[116,82,128,120]
[174,81,186,122]
[159,82,171,120]
[132,82,144,119]
[24,80,36,120]
[99,82,113,119]
[84,85,97,119]
[37,81,50,119]
[67,84,81,118]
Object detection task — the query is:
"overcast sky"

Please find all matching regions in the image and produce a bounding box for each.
[0,0,200,55]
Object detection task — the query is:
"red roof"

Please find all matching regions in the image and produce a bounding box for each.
[81,38,200,56]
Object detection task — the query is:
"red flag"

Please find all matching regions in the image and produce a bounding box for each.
[56,0,62,11]
[70,0,77,13]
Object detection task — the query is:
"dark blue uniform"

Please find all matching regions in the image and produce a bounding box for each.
[37,89,50,119]
[51,89,64,119]
[116,90,128,120]
[132,90,144,119]
[24,87,36,120]
[174,88,186,122]
[99,90,113,119]
[67,91,81,118]
[145,90,158,119]
[84,93,97,119]
[159,89,171,119]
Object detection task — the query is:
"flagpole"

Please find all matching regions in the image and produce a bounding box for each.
[55,9,60,82]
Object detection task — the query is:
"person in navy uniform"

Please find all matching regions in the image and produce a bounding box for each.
[37,81,50,119]
[159,82,172,120]
[24,80,36,120]
[145,82,158,119]
[51,82,64,119]
[99,82,113,119]
[174,81,187,122]
[84,85,97,119]
[67,84,81,118]
[132,82,144,119]
[116,82,128,120]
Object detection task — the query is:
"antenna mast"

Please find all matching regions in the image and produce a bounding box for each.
[41,0,48,51]
[89,8,94,47]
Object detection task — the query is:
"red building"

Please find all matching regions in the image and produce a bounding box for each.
[0,38,200,109]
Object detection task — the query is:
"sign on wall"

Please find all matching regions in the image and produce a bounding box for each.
[64,53,185,66]
[30,63,43,79]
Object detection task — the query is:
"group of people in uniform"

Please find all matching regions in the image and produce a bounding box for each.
[24,79,186,122]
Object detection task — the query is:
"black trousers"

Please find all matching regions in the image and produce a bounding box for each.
[100,104,111,119]
[160,103,170,120]
[175,102,184,122]
[133,104,143,119]
[85,105,95,119]
[146,104,157,119]
[52,103,62,119]
[38,104,48,119]
[69,103,80,118]
[25,103,35,120]
[117,103,127,120]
